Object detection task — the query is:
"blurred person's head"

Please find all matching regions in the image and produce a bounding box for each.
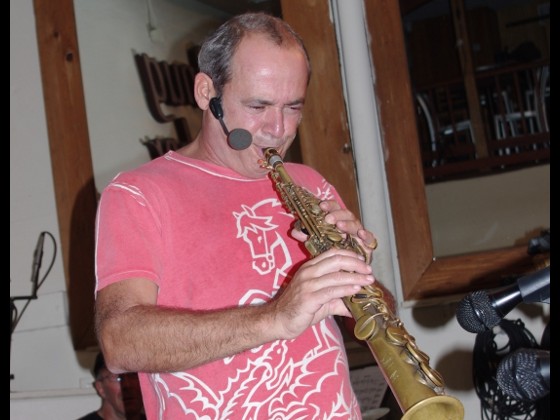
[92,352,145,419]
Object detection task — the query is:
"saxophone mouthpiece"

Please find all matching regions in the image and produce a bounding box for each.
[262,147,276,158]
[262,148,283,169]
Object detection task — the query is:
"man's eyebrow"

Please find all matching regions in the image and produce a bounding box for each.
[248,98,304,106]
[287,98,305,106]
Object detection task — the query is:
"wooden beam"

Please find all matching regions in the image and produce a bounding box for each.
[33,0,98,349]
[281,0,361,219]
[449,0,489,158]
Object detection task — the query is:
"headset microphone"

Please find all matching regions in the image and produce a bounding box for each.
[209,97,252,150]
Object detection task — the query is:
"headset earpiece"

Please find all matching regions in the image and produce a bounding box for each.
[209,97,223,120]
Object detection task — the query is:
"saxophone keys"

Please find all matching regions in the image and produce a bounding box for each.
[405,342,430,365]
[309,203,322,215]
[326,232,344,243]
[385,325,408,346]
[419,362,445,389]
[354,314,377,341]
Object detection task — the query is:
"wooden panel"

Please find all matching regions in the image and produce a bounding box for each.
[281,0,361,219]
[410,246,543,299]
[34,0,98,349]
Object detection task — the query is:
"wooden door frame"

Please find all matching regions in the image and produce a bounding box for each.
[362,0,536,301]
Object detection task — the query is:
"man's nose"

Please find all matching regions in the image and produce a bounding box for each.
[263,108,285,137]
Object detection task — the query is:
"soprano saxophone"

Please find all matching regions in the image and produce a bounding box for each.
[262,148,464,420]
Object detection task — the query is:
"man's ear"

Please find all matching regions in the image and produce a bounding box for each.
[93,380,105,398]
[194,73,216,110]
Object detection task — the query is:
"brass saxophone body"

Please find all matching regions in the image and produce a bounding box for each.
[262,148,464,420]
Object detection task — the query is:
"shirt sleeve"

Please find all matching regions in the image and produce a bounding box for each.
[95,174,163,294]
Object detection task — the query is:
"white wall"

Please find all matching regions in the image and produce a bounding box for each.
[428,165,550,257]
[10,0,225,418]
[75,0,227,191]
[10,0,95,397]
[11,0,549,418]
[11,391,100,420]
[10,0,101,416]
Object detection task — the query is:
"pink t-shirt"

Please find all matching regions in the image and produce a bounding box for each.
[95,151,361,419]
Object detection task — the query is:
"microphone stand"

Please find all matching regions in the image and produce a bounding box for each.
[10,286,39,382]
[10,231,52,384]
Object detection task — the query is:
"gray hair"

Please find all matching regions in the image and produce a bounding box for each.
[198,12,311,97]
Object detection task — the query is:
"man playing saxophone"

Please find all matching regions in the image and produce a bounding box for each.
[95,12,382,419]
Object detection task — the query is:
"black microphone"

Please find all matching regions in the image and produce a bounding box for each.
[30,232,45,297]
[209,97,252,150]
[456,266,550,333]
[496,348,550,401]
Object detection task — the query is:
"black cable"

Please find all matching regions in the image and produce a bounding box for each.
[10,231,57,333]
[473,318,540,420]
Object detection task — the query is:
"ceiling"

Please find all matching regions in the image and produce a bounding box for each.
[186,0,433,19]
[401,0,542,20]
[190,0,281,16]
[188,0,537,19]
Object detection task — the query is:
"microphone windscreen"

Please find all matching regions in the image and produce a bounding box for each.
[456,291,501,333]
[228,129,252,150]
[497,349,550,401]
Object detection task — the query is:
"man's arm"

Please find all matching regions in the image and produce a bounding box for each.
[96,248,375,374]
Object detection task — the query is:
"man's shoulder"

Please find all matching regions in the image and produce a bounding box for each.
[284,161,322,177]
[284,162,329,185]
[75,411,103,420]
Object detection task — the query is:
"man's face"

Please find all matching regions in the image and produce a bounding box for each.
[119,373,144,418]
[210,34,309,179]
[96,370,144,418]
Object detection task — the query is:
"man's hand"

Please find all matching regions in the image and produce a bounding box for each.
[291,199,378,263]
[272,248,375,339]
